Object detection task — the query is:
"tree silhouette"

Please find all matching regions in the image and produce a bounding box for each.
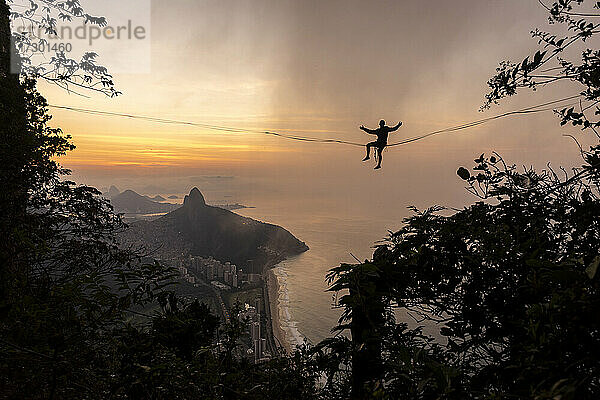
[325,1,600,398]
[484,0,600,186]
[3,0,119,96]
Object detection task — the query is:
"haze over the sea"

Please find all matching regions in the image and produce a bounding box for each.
[44,0,592,339]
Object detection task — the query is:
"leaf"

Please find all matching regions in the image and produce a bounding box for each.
[533,50,546,66]
[457,167,471,180]
[440,327,453,336]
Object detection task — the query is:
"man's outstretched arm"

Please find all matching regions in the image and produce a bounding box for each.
[360,125,376,134]
[390,121,403,132]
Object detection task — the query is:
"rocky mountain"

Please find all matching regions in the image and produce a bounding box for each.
[151,195,166,202]
[120,188,308,273]
[106,185,120,199]
[111,190,180,214]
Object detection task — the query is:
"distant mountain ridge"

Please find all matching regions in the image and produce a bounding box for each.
[110,190,180,214]
[107,185,120,198]
[119,188,308,273]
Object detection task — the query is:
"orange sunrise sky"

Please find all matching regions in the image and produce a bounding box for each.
[32,0,597,209]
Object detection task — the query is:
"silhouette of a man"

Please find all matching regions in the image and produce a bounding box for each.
[360,120,402,169]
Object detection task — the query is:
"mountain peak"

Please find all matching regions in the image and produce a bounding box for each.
[183,187,206,207]
[107,185,120,199]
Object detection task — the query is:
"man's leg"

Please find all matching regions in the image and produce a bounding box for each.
[374,146,384,169]
[363,142,375,161]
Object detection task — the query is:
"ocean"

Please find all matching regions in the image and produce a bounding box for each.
[145,170,469,348]
[237,198,409,347]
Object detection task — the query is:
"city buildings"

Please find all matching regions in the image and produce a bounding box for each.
[187,256,241,289]
[239,303,270,363]
[173,256,271,363]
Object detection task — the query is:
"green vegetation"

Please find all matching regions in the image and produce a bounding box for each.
[123,187,308,272]
[2,0,600,399]
[156,280,221,317]
[1,2,319,398]
[222,287,263,309]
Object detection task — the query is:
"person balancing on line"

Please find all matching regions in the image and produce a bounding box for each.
[360,119,402,169]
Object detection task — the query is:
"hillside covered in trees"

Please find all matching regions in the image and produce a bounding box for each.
[120,187,308,272]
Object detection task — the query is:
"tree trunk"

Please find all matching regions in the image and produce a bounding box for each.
[0,0,28,298]
[0,0,19,78]
[350,281,386,399]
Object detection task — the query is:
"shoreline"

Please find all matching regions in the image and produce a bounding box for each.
[266,268,292,354]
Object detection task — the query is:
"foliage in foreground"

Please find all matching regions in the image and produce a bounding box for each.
[325,1,600,398]
[329,152,600,399]
[3,1,600,399]
[0,60,325,400]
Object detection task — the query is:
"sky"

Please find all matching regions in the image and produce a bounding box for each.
[30,0,599,212]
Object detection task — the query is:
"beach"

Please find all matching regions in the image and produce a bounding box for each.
[267,268,291,353]
[238,201,399,347]
[267,266,307,354]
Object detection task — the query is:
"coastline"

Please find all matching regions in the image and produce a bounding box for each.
[267,268,292,354]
